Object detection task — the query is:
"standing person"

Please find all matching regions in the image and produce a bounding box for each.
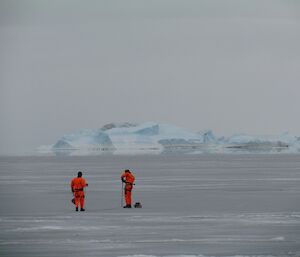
[121,169,135,208]
[70,171,88,211]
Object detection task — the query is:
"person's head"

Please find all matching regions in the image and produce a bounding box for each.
[77,171,82,177]
[124,169,130,173]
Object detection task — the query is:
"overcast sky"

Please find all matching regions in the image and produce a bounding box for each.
[1,0,300,155]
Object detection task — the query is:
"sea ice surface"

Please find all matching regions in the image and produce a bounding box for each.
[0,154,300,256]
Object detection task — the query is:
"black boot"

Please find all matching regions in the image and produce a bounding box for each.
[80,208,85,211]
[123,204,132,208]
[76,207,78,211]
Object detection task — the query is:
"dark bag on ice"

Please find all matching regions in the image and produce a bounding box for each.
[134,202,142,208]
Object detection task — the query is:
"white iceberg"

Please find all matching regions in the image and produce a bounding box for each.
[222,133,298,153]
[105,122,205,154]
[41,129,115,156]
[37,122,300,155]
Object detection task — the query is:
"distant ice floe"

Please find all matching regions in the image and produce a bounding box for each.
[37,122,300,156]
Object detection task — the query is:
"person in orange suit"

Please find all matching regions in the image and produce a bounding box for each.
[71,171,88,211]
[121,169,135,208]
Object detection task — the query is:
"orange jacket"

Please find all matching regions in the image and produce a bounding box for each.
[71,177,88,192]
[121,171,135,185]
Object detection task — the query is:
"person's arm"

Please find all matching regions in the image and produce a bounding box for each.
[71,180,74,192]
[81,178,88,188]
[121,173,126,183]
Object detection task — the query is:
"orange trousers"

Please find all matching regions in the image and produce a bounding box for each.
[124,184,133,205]
[74,191,85,208]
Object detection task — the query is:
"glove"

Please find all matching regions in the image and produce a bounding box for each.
[121,178,126,183]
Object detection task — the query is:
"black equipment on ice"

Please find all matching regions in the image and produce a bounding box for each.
[134,202,142,208]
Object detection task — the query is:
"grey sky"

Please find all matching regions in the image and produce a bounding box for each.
[1,0,300,155]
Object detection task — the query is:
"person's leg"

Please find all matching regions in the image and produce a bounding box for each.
[80,193,85,210]
[125,188,132,207]
[124,189,127,206]
[127,190,132,206]
[74,192,80,211]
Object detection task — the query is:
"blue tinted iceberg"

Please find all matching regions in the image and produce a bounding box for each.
[51,129,115,155]
[38,122,300,155]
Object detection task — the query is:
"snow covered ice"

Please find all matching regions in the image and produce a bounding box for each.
[37,122,300,156]
[1,154,300,257]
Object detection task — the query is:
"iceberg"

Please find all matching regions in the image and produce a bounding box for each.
[52,139,73,149]
[48,129,115,155]
[222,133,297,153]
[199,130,217,144]
[37,122,300,155]
[104,122,204,154]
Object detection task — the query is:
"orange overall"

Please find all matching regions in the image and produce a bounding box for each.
[71,177,88,209]
[121,171,135,206]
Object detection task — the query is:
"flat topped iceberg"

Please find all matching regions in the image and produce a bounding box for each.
[104,122,205,153]
[37,122,300,155]
[40,122,210,155]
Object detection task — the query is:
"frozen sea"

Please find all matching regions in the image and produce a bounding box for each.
[1,154,300,257]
